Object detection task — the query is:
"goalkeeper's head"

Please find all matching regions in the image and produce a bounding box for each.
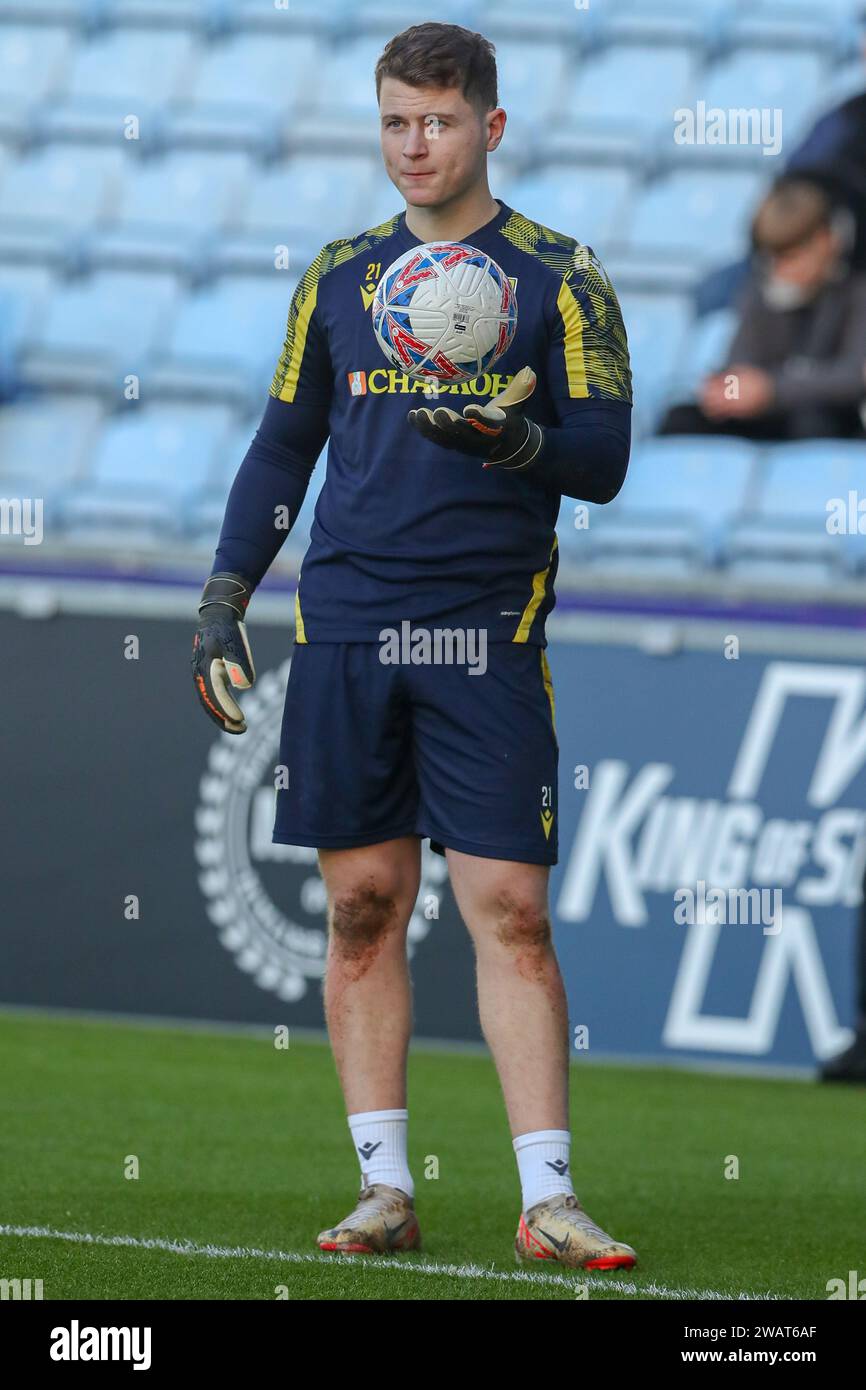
[375,22,506,211]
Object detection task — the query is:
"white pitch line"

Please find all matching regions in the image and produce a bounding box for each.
[0,1223,778,1301]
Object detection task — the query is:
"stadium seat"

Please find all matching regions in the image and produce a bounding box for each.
[616,291,692,429]
[38,27,198,143]
[0,23,74,142]
[148,274,295,405]
[558,434,757,571]
[0,266,56,357]
[0,395,104,486]
[291,36,394,153]
[731,439,866,577]
[0,145,125,263]
[18,270,181,393]
[481,0,601,44]
[212,157,377,275]
[666,306,738,402]
[98,0,217,25]
[601,0,727,50]
[564,43,697,141]
[189,427,326,554]
[699,51,826,148]
[231,0,343,35]
[0,1,91,19]
[501,165,634,256]
[84,150,254,274]
[627,170,764,265]
[165,32,323,158]
[353,0,486,33]
[59,402,235,543]
[496,42,571,132]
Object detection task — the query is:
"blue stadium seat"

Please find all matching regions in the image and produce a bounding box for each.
[231,0,343,35]
[0,146,124,262]
[496,42,571,130]
[728,439,866,578]
[149,275,295,403]
[38,28,198,142]
[212,157,376,275]
[166,32,323,157]
[501,166,634,256]
[353,1,485,32]
[616,291,691,428]
[700,51,826,147]
[558,435,757,571]
[481,0,602,43]
[99,0,217,25]
[189,427,326,553]
[0,23,74,142]
[0,395,104,486]
[19,270,181,392]
[667,307,738,402]
[0,266,56,356]
[566,43,696,134]
[59,402,235,542]
[628,170,764,264]
[297,36,389,130]
[602,0,729,48]
[85,150,254,274]
[359,178,417,237]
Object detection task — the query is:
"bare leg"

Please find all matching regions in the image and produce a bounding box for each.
[318,836,421,1113]
[446,848,569,1136]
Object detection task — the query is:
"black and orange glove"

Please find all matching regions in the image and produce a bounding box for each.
[408,365,545,470]
[191,572,255,735]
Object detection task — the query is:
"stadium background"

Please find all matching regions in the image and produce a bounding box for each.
[3,0,866,1078]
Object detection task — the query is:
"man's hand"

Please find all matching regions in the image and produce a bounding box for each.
[191,572,255,735]
[700,365,775,420]
[408,365,544,470]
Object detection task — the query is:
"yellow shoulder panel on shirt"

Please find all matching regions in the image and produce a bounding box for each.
[500,211,632,404]
[269,214,403,403]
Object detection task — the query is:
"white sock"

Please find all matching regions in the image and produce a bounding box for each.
[348,1108,414,1198]
[513,1129,575,1211]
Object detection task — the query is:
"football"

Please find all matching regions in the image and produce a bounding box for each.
[371,240,518,386]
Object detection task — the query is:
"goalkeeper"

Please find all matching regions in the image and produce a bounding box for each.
[193,21,635,1270]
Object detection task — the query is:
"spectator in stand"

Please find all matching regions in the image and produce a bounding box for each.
[696,6,866,315]
[659,180,866,441]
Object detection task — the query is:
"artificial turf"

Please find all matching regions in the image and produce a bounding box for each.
[0,1010,862,1301]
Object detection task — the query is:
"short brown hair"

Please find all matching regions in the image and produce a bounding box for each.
[752,180,833,255]
[375,22,498,117]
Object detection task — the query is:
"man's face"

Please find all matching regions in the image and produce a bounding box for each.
[771,226,839,289]
[378,76,501,208]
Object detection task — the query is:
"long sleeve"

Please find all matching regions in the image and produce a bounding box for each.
[212,394,330,586]
[530,245,632,502]
[533,399,631,502]
[210,251,334,588]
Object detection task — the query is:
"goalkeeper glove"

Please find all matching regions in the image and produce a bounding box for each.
[191,572,255,735]
[408,365,544,470]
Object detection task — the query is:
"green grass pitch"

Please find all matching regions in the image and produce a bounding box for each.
[0,1010,863,1301]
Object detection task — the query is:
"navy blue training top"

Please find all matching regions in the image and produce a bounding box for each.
[213,198,632,644]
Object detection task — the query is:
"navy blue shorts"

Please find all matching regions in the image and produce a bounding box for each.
[272,641,559,865]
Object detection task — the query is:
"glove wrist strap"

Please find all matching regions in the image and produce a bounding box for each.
[199,572,253,620]
[492,419,545,471]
